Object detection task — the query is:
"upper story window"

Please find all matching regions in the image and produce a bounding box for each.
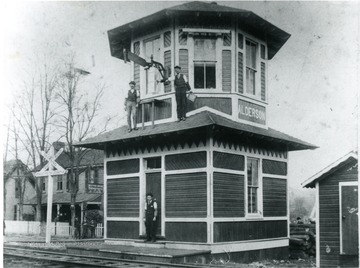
[246,39,257,95]
[144,37,162,96]
[86,167,99,184]
[194,37,216,89]
[247,157,261,215]
[57,176,63,191]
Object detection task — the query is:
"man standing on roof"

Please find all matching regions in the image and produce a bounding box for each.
[124,81,139,132]
[165,66,191,122]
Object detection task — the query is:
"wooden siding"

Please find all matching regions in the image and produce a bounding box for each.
[214,220,288,242]
[107,221,139,239]
[165,222,207,242]
[262,159,287,176]
[213,151,244,171]
[179,49,189,78]
[133,41,140,91]
[261,62,266,101]
[165,151,207,170]
[238,33,244,49]
[263,177,287,217]
[106,159,139,175]
[187,97,232,115]
[318,161,358,268]
[107,177,139,217]
[164,31,171,47]
[165,172,207,217]
[238,52,243,93]
[213,172,244,217]
[222,50,231,92]
[164,51,172,93]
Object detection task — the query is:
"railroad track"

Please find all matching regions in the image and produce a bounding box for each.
[4,246,214,268]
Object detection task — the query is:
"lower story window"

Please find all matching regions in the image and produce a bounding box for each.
[194,62,216,89]
[247,157,259,214]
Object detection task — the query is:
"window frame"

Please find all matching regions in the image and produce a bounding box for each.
[245,157,263,218]
[245,39,258,96]
[194,61,217,89]
[56,176,63,191]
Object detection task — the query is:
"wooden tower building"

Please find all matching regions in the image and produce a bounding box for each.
[76,1,316,261]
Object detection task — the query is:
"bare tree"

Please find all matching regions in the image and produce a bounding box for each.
[56,60,109,236]
[10,60,59,221]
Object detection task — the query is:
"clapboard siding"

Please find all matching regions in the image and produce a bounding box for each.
[238,52,243,93]
[133,41,140,91]
[222,50,231,92]
[262,159,287,176]
[165,222,207,242]
[263,177,287,217]
[179,49,189,78]
[213,172,244,217]
[164,51,172,92]
[165,151,206,170]
[261,62,266,101]
[213,151,244,171]
[165,172,207,217]
[214,220,287,242]
[187,97,232,115]
[107,177,139,217]
[107,221,139,239]
[107,159,139,175]
[318,161,358,268]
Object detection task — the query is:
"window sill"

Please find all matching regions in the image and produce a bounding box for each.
[245,214,263,220]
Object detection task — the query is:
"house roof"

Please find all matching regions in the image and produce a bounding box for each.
[4,159,35,186]
[108,1,290,60]
[26,192,102,205]
[34,149,104,172]
[75,110,316,152]
[302,151,358,188]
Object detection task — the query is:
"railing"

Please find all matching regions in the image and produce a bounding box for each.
[5,220,104,238]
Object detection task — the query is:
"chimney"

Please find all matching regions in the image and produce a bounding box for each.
[53,141,66,153]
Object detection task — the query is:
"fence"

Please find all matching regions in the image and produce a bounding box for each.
[5,220,104,238]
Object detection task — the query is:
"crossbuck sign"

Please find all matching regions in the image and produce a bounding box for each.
[33,146,67,243]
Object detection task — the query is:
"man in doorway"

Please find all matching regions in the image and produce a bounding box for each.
[165,66,191,122]
[144,193,158,242]
[124,81,139,132]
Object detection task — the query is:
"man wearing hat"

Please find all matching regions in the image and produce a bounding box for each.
[165,65,191,121]
[124,81,139,132]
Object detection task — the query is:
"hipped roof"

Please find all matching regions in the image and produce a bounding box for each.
[75,110,316,152]
[108,1,290,60]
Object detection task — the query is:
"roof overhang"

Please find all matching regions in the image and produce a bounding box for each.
[302,151,358,188]
[107,1,290,61]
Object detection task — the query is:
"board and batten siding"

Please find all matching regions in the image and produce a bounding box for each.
[213,172,244,217]
[262,177,287,217]
[165,172,207,217]
[214,220,287,243]
[107,177,139,217]
[318,161,358,268]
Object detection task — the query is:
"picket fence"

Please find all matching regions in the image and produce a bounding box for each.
[4,220,104,238]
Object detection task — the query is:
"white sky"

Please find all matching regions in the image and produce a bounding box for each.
[1,1,359,189]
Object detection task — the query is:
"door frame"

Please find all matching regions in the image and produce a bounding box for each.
[339,181,358,254]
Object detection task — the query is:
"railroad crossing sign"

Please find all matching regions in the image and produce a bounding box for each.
[33,146,67,244]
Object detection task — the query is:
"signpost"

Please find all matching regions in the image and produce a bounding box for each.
[33,146,67,244]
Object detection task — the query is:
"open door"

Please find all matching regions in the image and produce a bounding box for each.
[340,183,358,255]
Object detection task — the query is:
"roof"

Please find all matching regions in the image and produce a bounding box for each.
[75,110,316,152]
[108,1,290,60]
[4,159,35,186]
[34,149,104,172]
[26,192,102,205]
[302,151,358,188]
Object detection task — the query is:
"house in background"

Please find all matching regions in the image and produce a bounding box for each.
[27,142,104,224]
[75,1,316,262]
[302,151,358,268]
[4,159,36,221]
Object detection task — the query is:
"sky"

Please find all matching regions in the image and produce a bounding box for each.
[1,1,359,189]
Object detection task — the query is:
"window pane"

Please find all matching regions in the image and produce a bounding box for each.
[206,64,216,89]
[247,158,259,214]
[246,68,256,95]
[246,40,257,69]
[194,65,205,88]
